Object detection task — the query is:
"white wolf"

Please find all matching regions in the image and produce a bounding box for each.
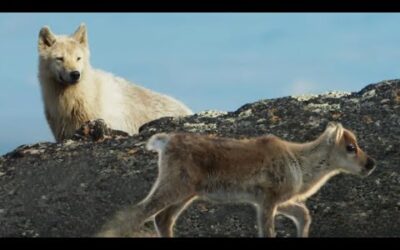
[38,23,192,142]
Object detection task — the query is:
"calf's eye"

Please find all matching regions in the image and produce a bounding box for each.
[346,144,357,153]
[77,57,81,61]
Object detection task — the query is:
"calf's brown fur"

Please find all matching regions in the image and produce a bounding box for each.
[98,122,375,237]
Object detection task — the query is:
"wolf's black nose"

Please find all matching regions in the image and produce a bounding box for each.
[365,157,375,170]
[70,71,80,81]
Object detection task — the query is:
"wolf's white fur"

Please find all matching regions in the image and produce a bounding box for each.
[38,23,192,142]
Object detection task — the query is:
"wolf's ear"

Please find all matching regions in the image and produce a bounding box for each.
[38,26,56,51]
[72,23,88,47]
[324,122,344,145]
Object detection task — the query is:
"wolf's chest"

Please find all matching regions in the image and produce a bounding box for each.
[44,90,95,129]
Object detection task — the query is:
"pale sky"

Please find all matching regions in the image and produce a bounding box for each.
[1,13,400,154]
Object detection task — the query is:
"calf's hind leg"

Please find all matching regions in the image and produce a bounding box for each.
[154,195,197,237]
[98,176,192,237]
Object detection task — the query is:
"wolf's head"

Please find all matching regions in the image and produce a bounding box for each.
[38,23,89,86]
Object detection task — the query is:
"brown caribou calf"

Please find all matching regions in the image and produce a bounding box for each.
[98,122,375,237]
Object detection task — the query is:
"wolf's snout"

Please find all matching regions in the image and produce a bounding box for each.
[70,71,80,81]
[365,157,375,171]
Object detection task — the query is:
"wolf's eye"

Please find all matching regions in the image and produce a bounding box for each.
[56,57,64,62]
[346,144,357,153]
[77,57,81,61]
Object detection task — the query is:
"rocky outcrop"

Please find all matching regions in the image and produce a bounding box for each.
[0,80,399,237]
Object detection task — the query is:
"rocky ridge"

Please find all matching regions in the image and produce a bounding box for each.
[0,80,399,237]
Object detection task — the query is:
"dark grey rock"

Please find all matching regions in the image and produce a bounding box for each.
[0,79,399,237]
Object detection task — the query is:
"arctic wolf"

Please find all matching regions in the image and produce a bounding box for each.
[38,23,192,142]
[98,122,375,237]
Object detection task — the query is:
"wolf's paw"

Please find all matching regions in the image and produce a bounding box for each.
[72,119,129,142]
